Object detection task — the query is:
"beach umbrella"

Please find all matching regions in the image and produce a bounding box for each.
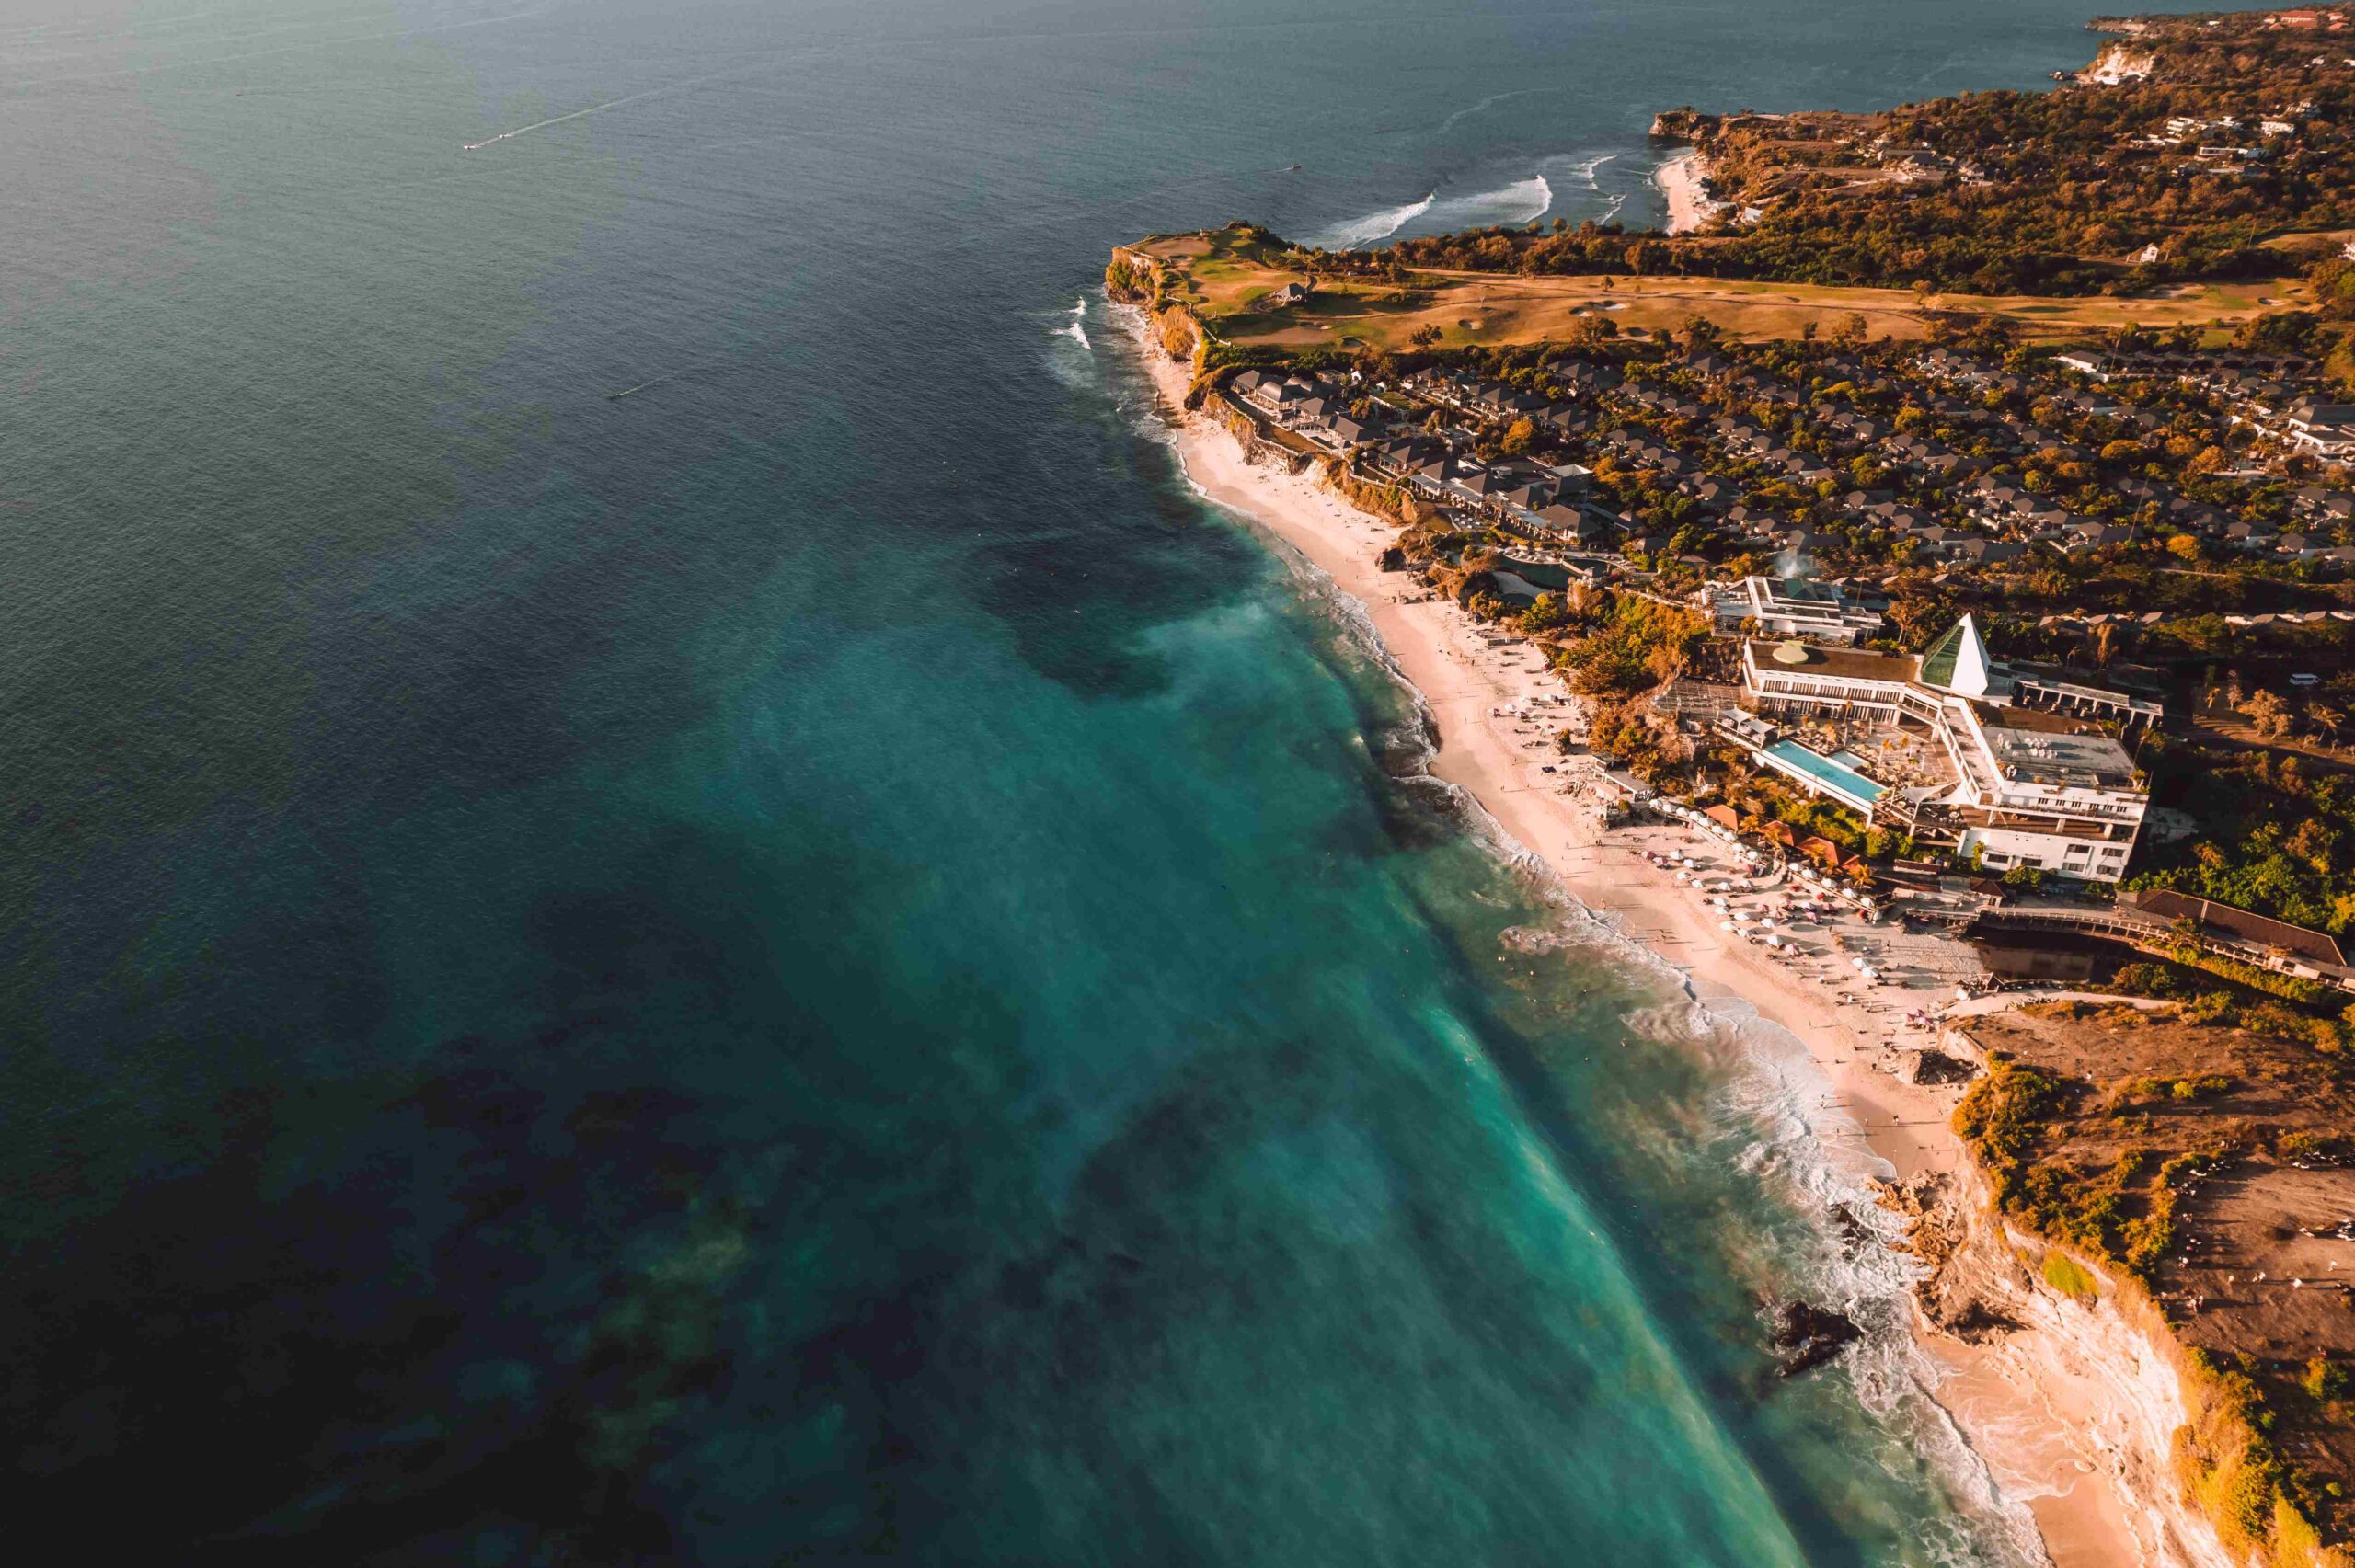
[1768,934,1784,949]
[1718,921,1736,933]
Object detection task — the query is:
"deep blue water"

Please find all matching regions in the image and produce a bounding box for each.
[2,1,2163,1561]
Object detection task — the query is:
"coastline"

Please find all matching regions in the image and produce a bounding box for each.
[1653,150,1723,235]
[1120,309,2231,1568]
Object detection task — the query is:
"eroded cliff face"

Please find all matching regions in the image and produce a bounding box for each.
[1882,1169,2023,1339]
[1882,1170,2237,1568]
[2075,40,2158,85]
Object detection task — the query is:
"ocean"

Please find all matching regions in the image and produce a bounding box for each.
[1,0,2149,1560]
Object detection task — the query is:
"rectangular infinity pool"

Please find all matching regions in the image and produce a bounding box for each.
[1761,739,1887,812]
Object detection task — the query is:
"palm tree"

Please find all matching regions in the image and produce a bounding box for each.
[2310,704,2345,750]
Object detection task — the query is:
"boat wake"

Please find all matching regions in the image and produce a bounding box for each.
[462,69,731,152]
[604,361,711,401]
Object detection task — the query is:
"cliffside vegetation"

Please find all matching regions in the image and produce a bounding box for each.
[1951,1004,2355,1562]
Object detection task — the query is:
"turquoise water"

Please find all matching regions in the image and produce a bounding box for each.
[0,0,2154,1558]
[1764,740,1890,809]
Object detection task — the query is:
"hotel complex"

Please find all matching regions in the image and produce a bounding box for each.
[1726,615,2156,882]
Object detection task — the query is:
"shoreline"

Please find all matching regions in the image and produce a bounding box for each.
[1119,310,2229,1568]
[1653,149,1723,235]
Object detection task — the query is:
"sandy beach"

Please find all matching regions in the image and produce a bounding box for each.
[1125,315,2231,1568]
[1654,150,1724,235]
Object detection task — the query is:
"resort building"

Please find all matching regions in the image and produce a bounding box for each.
[1729,616,2154,882]
[1708,575,1884,644]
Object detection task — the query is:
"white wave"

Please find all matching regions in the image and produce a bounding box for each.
[1310,190,1436,251]
[1598,192,1627,224]
[1564,152,1616,188]
[1060,295,1091,350]
[1425,172,1553,230]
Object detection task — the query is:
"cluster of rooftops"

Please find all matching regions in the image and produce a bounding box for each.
[1223,336,2355,572]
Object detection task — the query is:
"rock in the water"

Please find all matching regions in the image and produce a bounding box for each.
[1769,1300,1862,1377]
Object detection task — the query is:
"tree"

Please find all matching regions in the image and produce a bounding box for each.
[1566,314,1617,350]
[1409,324,1443,349]
[1500,418,1535,456]
[2245,689,2294,741]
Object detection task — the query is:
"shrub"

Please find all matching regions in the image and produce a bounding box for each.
[2041,1251,2098,1302]
[2111,962,2177,997]
[1953,1059,2069,1164]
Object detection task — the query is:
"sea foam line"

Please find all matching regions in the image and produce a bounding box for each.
[1312,190,1436,251]
[1565,152,1616,187]
[1426,172,1552,228]
[1434,86,1558,136]
[1313,165,1559,251]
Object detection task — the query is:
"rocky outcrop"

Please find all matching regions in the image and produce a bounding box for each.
[2075,40,2156,84]
[1906,1047,1979,1086]
[1769,1299,1862,1377]
[1876,1169,2020,1335]
[1880,1166,2241,1566]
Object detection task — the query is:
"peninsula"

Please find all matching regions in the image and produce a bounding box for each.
[1116,8,2355,1567]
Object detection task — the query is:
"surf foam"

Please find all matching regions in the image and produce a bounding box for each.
[1310,190,1436,251]
[1424,172,1553,230]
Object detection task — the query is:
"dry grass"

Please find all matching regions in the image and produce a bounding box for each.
[1130,231,2313,352]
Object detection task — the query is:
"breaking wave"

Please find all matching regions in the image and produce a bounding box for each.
[1424,172,1553,229]
[1309,189,1436,250]
[1562,152,1616,188]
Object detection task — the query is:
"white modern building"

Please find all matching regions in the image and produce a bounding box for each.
[1708,575,1885,644]
[1734,616,2154,881]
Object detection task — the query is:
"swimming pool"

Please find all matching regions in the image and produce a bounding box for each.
[1761,739,1887,813]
